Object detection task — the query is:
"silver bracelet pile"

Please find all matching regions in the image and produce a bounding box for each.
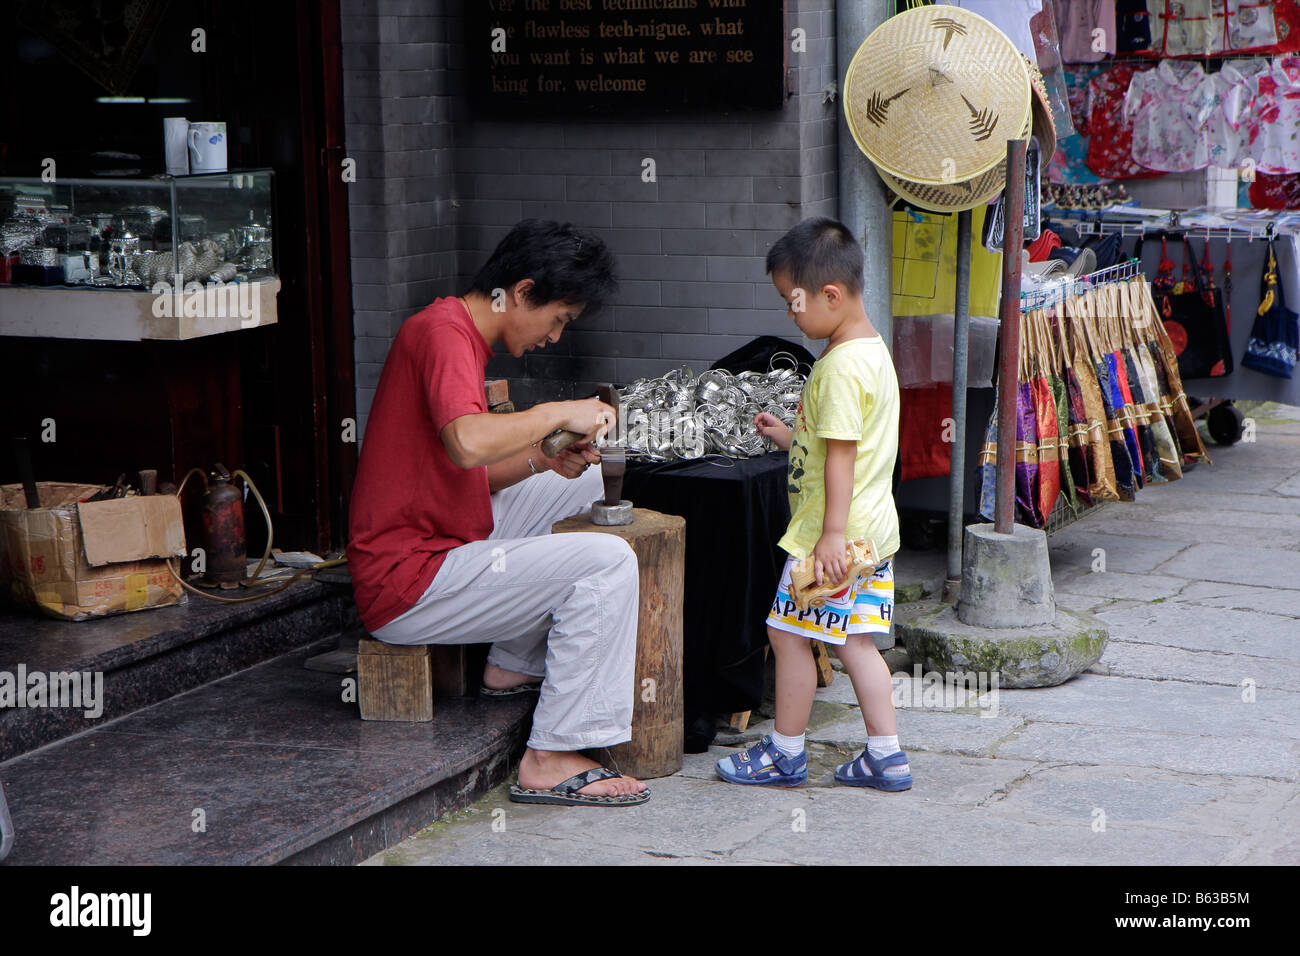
[619,353,807,461]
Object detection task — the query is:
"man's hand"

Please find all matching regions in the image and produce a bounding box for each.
[559,398,617,444]
[811,530,848,588]
[545,441,601,479]
[753,412,793,451]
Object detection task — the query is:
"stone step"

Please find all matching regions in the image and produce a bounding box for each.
[0,641,532,865]
[0,578,359,763]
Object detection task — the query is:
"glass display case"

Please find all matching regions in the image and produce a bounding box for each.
[0,170,279,341]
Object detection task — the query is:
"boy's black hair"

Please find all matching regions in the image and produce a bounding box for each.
[764,217,864,296]
[469,219,618,317]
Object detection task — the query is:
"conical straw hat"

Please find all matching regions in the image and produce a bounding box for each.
[881,112,1031,212]
[844,4,1031,185]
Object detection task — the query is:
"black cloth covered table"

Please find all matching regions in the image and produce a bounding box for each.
[622,451,790,751]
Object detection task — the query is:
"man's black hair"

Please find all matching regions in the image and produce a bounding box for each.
[764,217,864,296]
[469,219,618,317]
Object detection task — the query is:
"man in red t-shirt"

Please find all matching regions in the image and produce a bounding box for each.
[347,220,648,806]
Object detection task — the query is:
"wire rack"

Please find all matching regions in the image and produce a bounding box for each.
[1019,257,1142,312]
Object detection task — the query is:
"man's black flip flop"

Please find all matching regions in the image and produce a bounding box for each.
[508,767,650,807]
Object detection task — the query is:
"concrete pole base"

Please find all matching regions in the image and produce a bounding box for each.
[956,523,1055,628]
[590,499,634,525]
[897,600,1109,688]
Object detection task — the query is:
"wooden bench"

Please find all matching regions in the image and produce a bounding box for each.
[357,638,477,722]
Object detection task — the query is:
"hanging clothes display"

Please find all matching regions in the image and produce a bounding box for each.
[1115,0,1157,54]
[1225,0,1279,52]
[1085,64,1167,178]
[1243,56,1300,174]
[1124,60,1218,171]
[1055,0,1118,63]
[979,264,1211,528]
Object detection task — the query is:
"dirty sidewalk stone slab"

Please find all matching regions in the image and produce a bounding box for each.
[994,721,1299,780]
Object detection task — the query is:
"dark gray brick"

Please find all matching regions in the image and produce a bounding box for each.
[752,177,802,202]
[752,122,802,150]
[457,148,522,175]
[354,336,392,364]
[518,200,613,227]
[461,173,566,200]
[562,125,657,149]
[463,122,566,149]
[565,330,660,358]
[565,175,657,203]
[456,198,525,225]
[654,123,752,149]
[660,333,773,361]
[661,280,754,310]
[525,354,620,382]
[356,362,385,388]
[352,283,391,311]
[617,253,707,282]
[708,308,794,336]
[349,258,390,286]
[609,279,661,307]
[705,149,798,178]
[661,228,756,257]
[706,256,769,283]
[614,306,709,334]
[611,202,705,229]
[706,202,801,231]
[352,311,390,338]
[518,148,611,176]
[590,227,661,255]
[657,176,753,203]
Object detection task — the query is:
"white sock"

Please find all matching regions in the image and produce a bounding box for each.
[867,734,899,758]
[771,729,806,758]
[867,735,909,776]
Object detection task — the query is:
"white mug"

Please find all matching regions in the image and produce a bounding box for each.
[188,121,227,173]
[164,117,189,175]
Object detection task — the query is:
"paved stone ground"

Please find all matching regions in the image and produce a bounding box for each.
[363,404,1300,866]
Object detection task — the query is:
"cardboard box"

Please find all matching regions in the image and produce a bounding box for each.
[0,482,187,621]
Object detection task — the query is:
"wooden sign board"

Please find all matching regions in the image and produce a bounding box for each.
[466,1,787,113]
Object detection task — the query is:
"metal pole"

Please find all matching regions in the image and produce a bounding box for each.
[994,140,1028,536]
[943,209,972,601]
[837,0,894,348]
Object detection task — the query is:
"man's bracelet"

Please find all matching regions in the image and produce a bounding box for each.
[526,456,541,476]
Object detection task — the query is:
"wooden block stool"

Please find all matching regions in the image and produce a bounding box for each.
[551,508,685,778]
[357,638,475,721]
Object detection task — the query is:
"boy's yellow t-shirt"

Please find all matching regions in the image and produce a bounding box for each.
[778,336,901,561]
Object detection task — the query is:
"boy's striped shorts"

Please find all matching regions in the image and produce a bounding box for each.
[766,556,894,646]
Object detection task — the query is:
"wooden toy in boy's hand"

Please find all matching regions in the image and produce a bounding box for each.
[789,537,880,612]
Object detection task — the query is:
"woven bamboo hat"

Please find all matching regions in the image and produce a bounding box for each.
[843,4,1032,186]
[879,60,1054,213]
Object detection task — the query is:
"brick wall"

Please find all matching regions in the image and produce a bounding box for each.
[341,0,838,437]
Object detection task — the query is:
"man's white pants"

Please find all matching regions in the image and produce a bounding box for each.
[371,467,638,752]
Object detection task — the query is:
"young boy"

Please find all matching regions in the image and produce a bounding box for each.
[716,217,911,791]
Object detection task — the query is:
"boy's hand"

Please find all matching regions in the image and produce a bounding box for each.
[812,530,848,587]
[753,412,792,451]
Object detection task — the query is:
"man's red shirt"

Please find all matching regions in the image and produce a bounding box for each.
[346,297,496,632]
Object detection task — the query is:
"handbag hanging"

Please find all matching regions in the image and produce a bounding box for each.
[1241,240,1300,378]
[1140,234,1233,379]
[1129,275,1212,465]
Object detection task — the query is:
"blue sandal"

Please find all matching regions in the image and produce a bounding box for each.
[834,748,912,791]
[716,734,808,786]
